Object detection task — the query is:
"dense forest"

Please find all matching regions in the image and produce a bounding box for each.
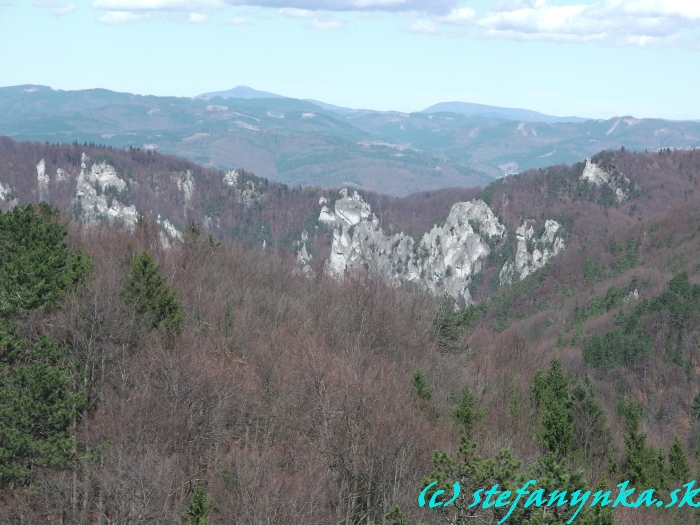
[3,140,700,524]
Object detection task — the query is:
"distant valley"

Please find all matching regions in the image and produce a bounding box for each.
[2,84,700,195]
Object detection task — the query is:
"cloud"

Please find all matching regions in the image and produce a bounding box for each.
[92,0,225,11]
[188,11,210,22]
[33,0,77,16]
[403,19,438,34]
[227,15,248,23]
[277,7,315,17]
[276,6,345,30]
[92,0,225,24]
[307,17,345,29]
[433,7,475,25]
[224,0,459,15]
[97,11,150,25]
[472,0,700,48]
[98,9,149,22]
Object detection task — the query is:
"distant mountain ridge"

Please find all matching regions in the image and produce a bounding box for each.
[197,85,286,99]
[197,86,361,114]
[421,101,588,123]
[197,86,587,122]
[3,84,700,195]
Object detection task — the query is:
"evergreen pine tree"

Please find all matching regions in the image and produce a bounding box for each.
[412,369,432,401]
[0,203,90,488]
[669,436,691,483]
[620,399,668,490]
[181,483,210,525]
[121,251,184,333]
[692,392,700,420]
[539,401,574,458]
[533,359,574,458]
[0,326,87,488]
[450,386,483,436]
[0,203,90,318]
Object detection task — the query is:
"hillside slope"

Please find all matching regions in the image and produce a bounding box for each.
[3,141,700,523]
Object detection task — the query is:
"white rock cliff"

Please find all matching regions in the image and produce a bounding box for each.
[499,220,566,284]
[319,189,508,304]
[73,154,138,229]
[317,189,568,303]
[580,158,630,203]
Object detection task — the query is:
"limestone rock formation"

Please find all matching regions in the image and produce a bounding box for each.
[72,155,138,229]
[56,168,69,183]
[295,237,313,275]
[320,189,508,304]
[223,169,239,187]
[157,215,182,247]
[37,159,49,199]
[580,158,630,203]
[223,169,263,209]
[292,228,315,275]
[178,169,194,213]
[0,181,13,202]
[499,220,565,284]
[89,161,127,192]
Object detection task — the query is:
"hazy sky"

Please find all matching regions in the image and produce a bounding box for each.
[2,0,699,119]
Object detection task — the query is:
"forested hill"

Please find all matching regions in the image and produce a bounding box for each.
[3,137,700,303]
[4,138,700,523]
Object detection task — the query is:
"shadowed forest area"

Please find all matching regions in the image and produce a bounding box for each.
[3,142,700,524]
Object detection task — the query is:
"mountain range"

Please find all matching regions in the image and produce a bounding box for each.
[2,84,700,195]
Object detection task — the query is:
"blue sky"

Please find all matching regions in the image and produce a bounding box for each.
[1,0,699,119]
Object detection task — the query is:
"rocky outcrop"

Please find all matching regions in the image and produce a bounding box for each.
[625,289,639,302]
[295,230,313,275]
[157,215,182,247]
[296,230,313,274]
[89,161,127,192]
[580,158,630,203]
[37,159,49,199]
[499,220,565,284]
[223,169,239,187]
[320,189,507,304]
[56,168,69,183]
[178,169,194,214]
[0,181,13,202]
[223,169,262,209]
[319,188,570,302]
[72,154,138,229]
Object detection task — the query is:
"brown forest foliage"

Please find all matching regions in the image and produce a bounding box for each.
[4,140,700,524]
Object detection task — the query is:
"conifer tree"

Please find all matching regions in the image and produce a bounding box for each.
[533,359,574,458]
[121,251,184,333]
[0,203,90,489]
[0,330,87,488]
[691,392,700,420]
[620,400,668,490]
[412,369,432,401]
[451,386,483,436]
[0,203,90,318]
[668,436,691,483]
[181,483,210,525]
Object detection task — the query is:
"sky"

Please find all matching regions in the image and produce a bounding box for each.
[1,0,700,120]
